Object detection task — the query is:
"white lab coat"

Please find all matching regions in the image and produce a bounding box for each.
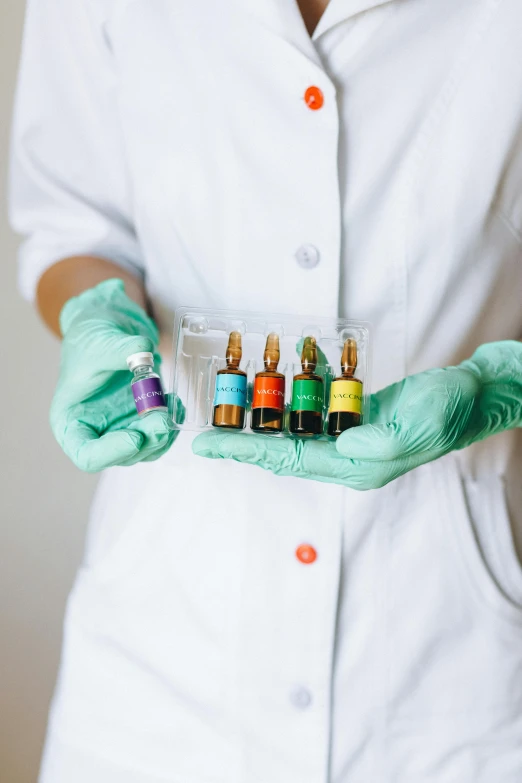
[9,0,522,781]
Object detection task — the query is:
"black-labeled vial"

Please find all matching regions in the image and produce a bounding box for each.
[212,331,247,429]
[327,338,363,437]
[251,333,285,433]
[289,336,324,436]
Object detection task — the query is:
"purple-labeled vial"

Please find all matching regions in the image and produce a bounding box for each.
[126,351,167,416]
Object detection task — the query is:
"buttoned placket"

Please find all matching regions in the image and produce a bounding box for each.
[249,11,344,777]
[234,486,344,782]
[265,7,402,783]
[226,4,404,780]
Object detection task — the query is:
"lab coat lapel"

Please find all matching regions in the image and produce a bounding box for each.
[242,0,323,66]
[313,0,398,38]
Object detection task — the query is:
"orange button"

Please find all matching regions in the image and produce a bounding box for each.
[304,86,324,111]
[296,544,317,564]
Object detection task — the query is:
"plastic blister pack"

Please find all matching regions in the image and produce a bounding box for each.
[169,307,371,438]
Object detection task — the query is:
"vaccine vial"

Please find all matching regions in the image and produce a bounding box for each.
[289,336,324,436]
[127,352,168,416]
[251,333,285,433]
[327,338,363,436]
[212,331,247,429]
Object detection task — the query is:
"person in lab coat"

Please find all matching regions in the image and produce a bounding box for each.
[9,0,522,781]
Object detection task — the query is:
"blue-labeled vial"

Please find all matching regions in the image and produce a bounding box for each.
[212,331,247,429]
[127,352,168,416]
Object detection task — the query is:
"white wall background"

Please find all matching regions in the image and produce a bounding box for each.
[0,4,97,780]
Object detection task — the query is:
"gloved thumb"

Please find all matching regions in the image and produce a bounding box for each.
[336,422,404,461]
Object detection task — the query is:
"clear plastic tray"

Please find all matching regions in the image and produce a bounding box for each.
[169,307,372,438]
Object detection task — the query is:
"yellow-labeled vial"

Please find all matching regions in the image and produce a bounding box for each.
[327,338,363,437]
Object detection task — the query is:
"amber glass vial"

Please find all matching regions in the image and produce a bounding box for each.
[327,337,363,437]
[212,331,247,429]
[289,336,324,436]
[251,333,285,433]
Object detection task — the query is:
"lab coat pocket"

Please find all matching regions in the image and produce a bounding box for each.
[385,460,522,759]
[442,459,522,626]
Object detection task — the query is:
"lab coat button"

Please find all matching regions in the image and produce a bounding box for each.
[296,544,317,564]
[295,245,320,269]
[304,86,324,110]
[290,687,312,709]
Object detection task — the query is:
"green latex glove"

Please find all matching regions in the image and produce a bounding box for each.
[192,341,522,490]
[51,278,176,472]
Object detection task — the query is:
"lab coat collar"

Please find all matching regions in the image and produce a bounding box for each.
[313,0,398,39]
[244,1,397,65]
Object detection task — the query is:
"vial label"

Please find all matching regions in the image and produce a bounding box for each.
[132,378,167,414]
[252,376,285,410]
[328,380,363,414]
[213,373,247,408]
[291,379,324,412]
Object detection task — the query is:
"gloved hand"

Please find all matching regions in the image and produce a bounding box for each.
[51,278,176,472]
[192,341,522,490]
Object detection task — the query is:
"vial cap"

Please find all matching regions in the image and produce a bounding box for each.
[126,351,154,371]
[264,333,280,369]
[341,338,358,373]
[301,336,318,371]
[226,331,242,366]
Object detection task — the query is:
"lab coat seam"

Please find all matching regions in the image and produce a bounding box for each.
[368,493,394,782]
[105,0,140,41]
[327,100,342,315]
[325,506,344,783]
[389,699,522,729]
[405,0,505,178]
[497,208,522,247]
[402,0,505,372]
[376,509,391,782]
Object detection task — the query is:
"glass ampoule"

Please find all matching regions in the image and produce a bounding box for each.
[289,336,324,436]
[126,351,168,416]
[251,333,285,433]
[212,331,247,429]
[327,338,363,436]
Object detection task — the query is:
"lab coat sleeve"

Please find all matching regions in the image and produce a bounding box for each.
[9,0,143,302]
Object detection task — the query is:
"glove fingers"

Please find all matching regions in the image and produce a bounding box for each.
[63,421,143,472]
[192,430,428,490]
[192,431,358,485]
[122,411,175,464]
[192,431,300,473]
[62,411,174,471]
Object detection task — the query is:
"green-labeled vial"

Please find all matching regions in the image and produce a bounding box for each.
[212,331,247,429]
[327,338,363,437]
[289,336,324,436]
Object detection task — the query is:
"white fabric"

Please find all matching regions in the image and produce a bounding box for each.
[9,0,522,781]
